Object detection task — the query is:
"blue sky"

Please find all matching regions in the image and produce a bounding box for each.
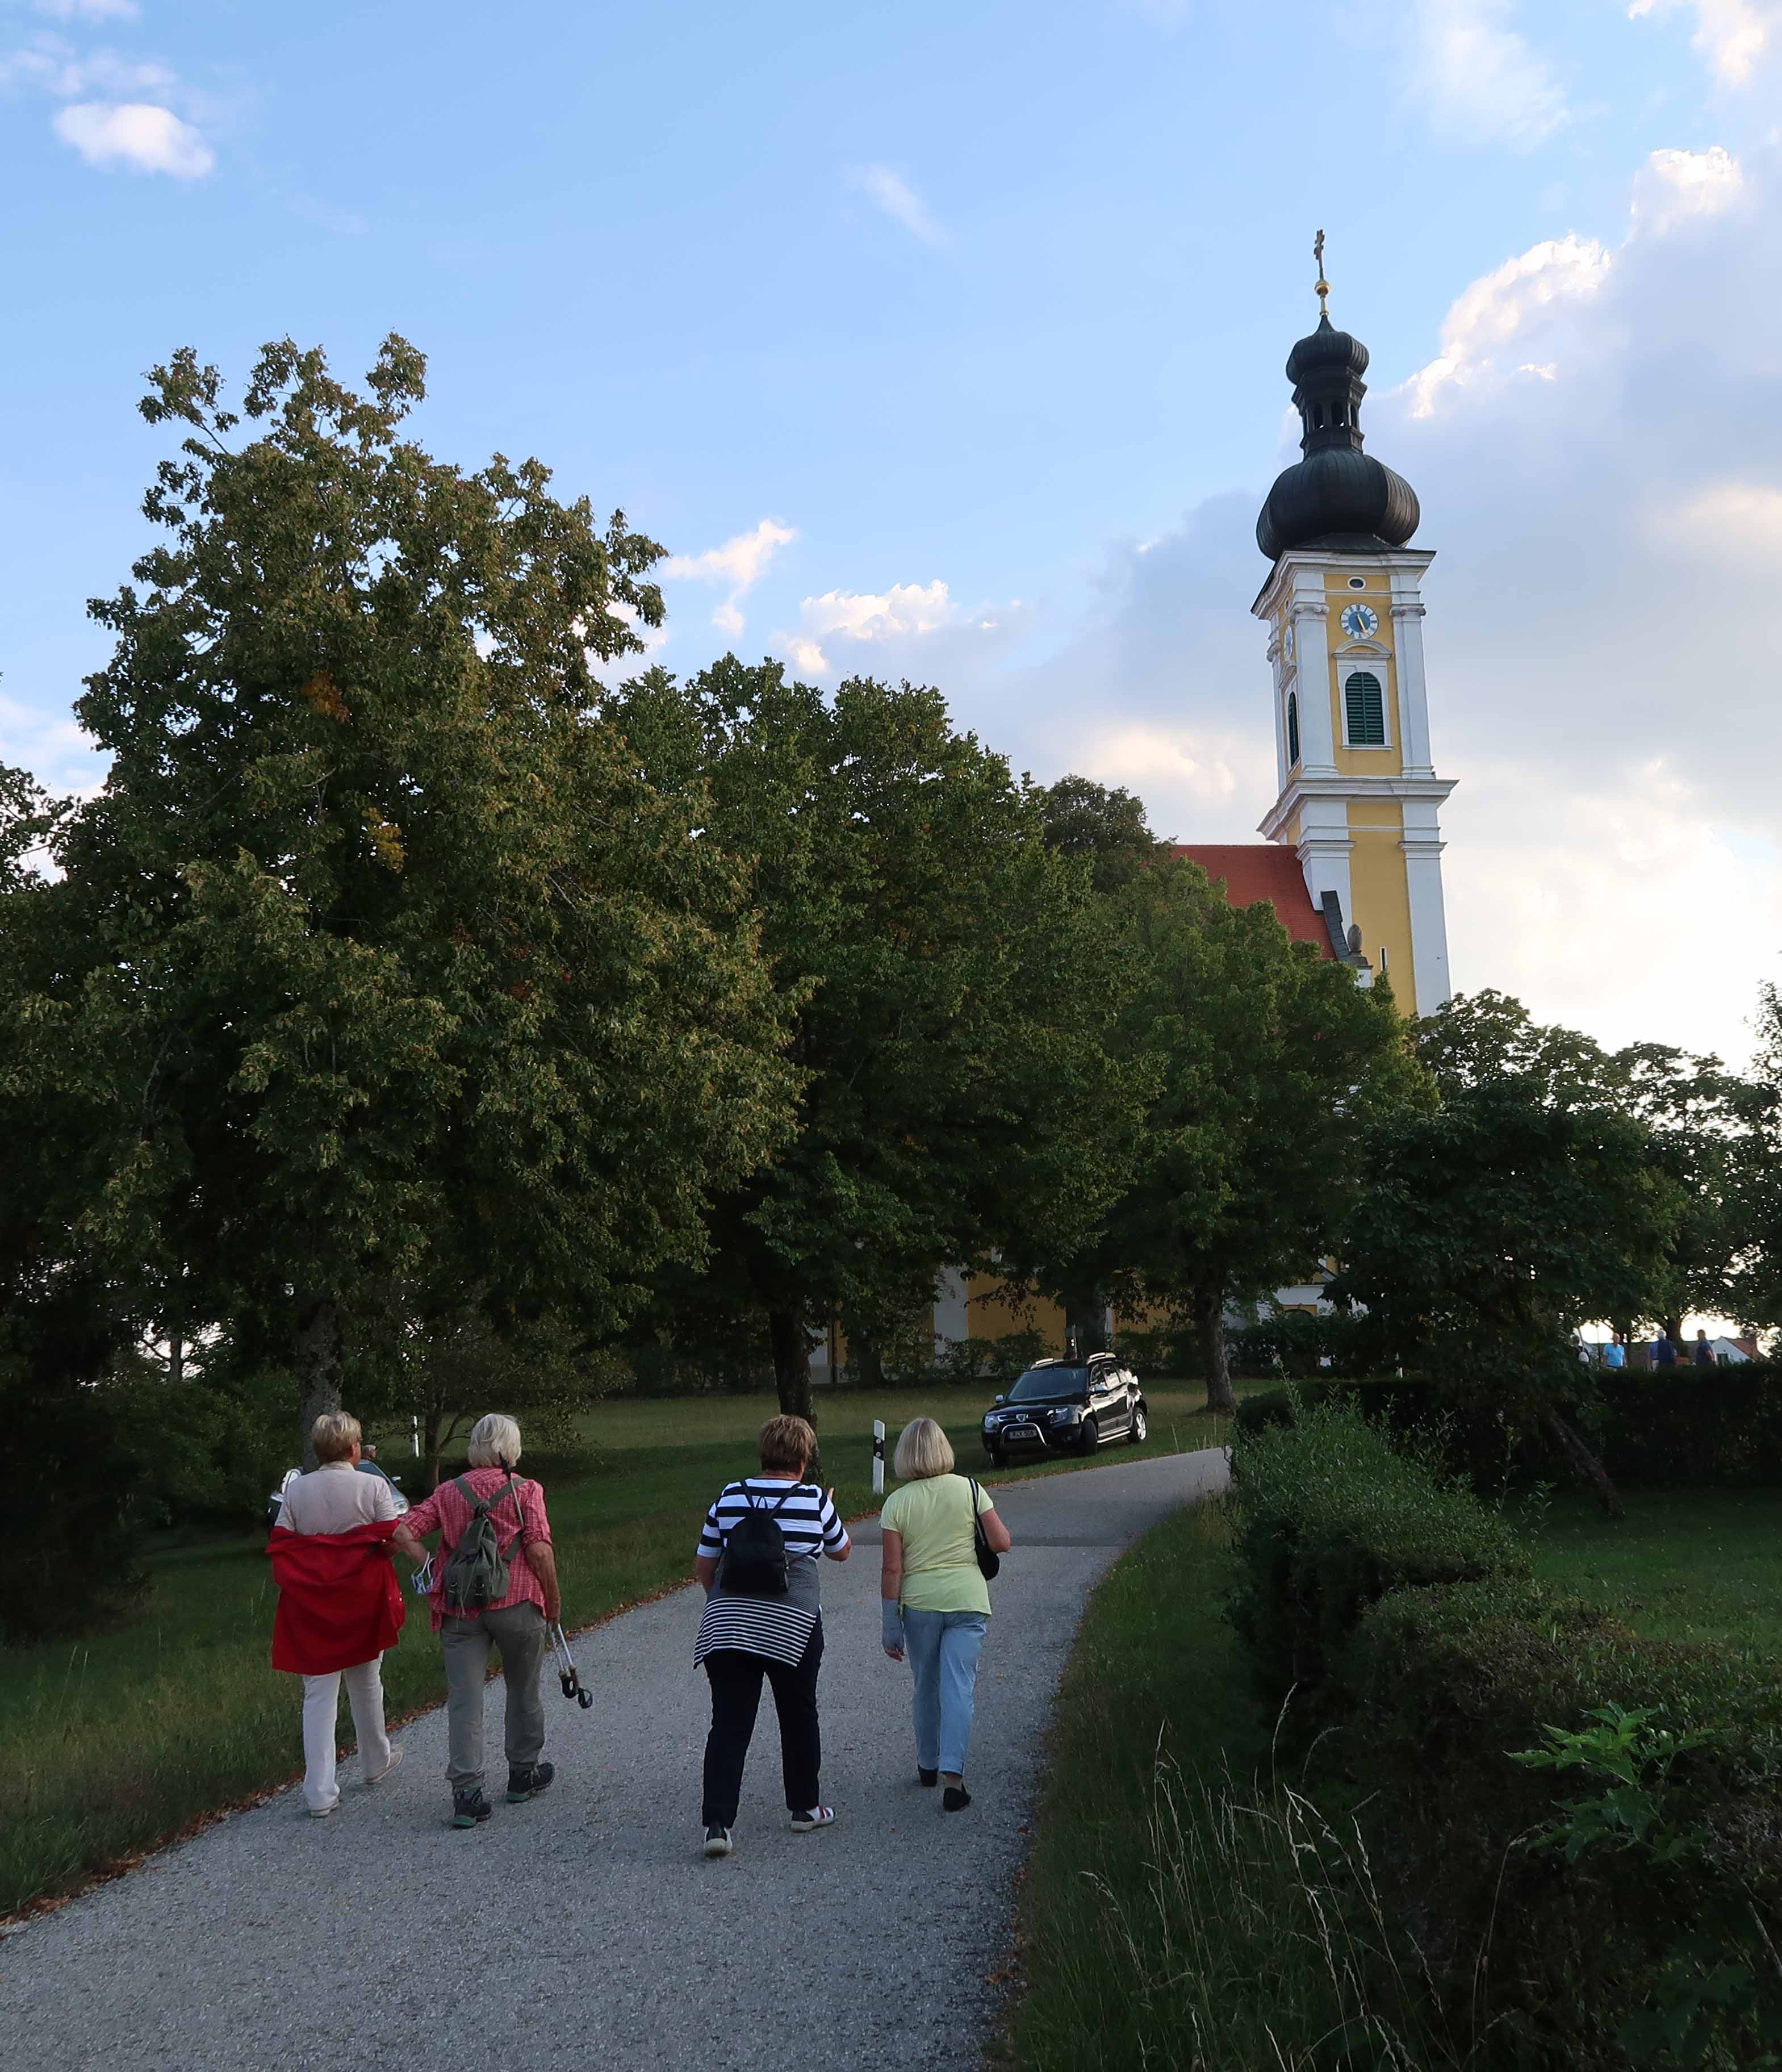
[4,0,1780,1065]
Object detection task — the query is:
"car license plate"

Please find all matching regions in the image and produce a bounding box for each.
[1003,1422,1041,1444]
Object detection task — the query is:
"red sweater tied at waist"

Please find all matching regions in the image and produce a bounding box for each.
[269,1518,405,1675]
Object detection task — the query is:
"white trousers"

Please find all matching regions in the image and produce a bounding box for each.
[300,1656,392,1812]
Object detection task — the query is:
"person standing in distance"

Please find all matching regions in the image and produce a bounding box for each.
[879,1417,1012,1813]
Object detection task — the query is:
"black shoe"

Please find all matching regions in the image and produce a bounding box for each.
[505,1761,555,1803]
[451,1788,492,1828]
[702,1824,734,1858]
[918,1768,939,1787]
[943,1785,973,1813]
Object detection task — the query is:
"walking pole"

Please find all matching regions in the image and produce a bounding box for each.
[548,1622,594,1708]
[872,1420,885,1499]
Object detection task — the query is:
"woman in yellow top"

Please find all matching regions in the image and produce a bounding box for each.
[879,1417,1014,1811]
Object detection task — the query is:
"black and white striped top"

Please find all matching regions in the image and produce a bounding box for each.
[692,1478,849,1667]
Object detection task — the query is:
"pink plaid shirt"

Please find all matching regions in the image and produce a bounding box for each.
[402,1468,553,1631]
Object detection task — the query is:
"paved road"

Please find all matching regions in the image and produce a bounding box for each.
[2,1448,1227,2072]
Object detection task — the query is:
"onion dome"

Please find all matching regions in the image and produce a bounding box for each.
[1256,314,1420,561]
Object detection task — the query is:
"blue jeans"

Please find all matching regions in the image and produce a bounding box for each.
[903,1609,988,1777]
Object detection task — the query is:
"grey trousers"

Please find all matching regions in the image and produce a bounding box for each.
[440,1602,547,1793]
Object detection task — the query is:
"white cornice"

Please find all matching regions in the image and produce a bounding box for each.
[1259,771,1455,843]
[1252,546,1436,620]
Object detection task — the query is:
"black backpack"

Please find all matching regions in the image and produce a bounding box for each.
[717,1482,802,1597]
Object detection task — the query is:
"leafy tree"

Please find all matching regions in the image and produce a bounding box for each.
[1074,857,1413,1413]
[1038,774,1166,894]
[1341,991,1681,1514]
[606,659,1137,1424]
[1738,983,1782,1336]
[379,1302,624,1492]
[2,339,797,1462]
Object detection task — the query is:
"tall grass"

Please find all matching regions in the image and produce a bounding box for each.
[1011,1499,1468,2071]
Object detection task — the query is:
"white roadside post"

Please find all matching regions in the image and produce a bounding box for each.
[872,1420,886,1498]
[411,1414,419,1459]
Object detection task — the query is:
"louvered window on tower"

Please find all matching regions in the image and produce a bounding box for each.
[1344,671,1386,745]
[1286,692,1300,767]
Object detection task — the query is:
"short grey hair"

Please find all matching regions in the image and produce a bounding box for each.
[311,1411,362,1464]
[893,1416,955,1481]
[467,1413,522,1469]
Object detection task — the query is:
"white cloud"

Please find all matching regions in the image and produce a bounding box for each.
[1403,0,1570,148]
[1403,232,1611,417]
[781,580,958,673]
[852,165,947,246]
[662,517,797,638]
[53,99,212,176]
[1,37,175,97]
[1445,762,1782,1065]
[1630,143,1746,232]
[1627,0,1781,86]
[1651,479,1782,565]
[34,0,139,18]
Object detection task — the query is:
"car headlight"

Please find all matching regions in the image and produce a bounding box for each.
[1047,1406,1078,1424]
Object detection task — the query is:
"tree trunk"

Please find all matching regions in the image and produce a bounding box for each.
[769,1308,815,1424]
[1540,1406,1626,1520]
[424,1403,445,1493]
[295,1293,343,1468]
[852,1335,885,1390]
[166,1334,185,1388]
[1191,1278,1236,1415]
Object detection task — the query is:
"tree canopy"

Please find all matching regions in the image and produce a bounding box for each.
[1,337,797,1456]
[605,658,1139,1421]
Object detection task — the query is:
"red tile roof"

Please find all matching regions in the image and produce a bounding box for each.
[1169,843,1332,955]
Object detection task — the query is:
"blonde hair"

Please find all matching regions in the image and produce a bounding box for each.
[467,1413,523,1469]
[758,1414,816,1473]
[893,1416,955,1481]
[311,1410,362,1464]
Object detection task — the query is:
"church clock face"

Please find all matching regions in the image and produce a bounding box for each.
[1283,623,1295,662]
[1340,601,1379,640]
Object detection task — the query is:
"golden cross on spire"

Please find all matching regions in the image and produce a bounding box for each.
[1313,228,1330,318]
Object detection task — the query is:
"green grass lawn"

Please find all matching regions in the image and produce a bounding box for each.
[1526,1486,1782,1655]
[1,1380,1233,1919]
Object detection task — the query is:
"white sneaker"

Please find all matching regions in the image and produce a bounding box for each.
[308,1801,339,1819]
[365,1746,404,1786]
[702,1824,734,1857]
[790,1806,835,1832]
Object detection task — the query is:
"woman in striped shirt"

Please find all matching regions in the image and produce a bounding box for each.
[693,1414,851,1858]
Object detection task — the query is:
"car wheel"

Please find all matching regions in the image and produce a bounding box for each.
[1130,1403,1148,1446]
[985,1444,1006,1468]
[1078,1417,1099,1454]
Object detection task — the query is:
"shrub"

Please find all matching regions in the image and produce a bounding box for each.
[1598,1367,1782,1486]
[1228,1308,1375,1379]
[1227,1399,1530,1722]
[1239,1368,1782,1497]
[1339,1581,1782,2067]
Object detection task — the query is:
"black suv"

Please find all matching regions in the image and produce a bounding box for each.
[981,1355,1149,1465]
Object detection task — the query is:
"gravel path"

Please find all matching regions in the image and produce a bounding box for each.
[1,1447,1227,2072]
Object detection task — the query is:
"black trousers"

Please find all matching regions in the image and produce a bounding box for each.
[700,1625,823,1827]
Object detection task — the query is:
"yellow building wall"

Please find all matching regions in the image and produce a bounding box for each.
[965,1274,1069,1348]
[1323,571,1404,780]
[1347,798,1415,1005]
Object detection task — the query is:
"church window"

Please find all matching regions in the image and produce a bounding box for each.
[1286,692,1300,767]
[1344,671,1386,745]
[1347,576,1366,589]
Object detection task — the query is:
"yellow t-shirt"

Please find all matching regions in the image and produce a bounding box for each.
[880,1473,995,1616]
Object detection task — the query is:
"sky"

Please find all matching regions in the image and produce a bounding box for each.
[3,0,1780,1070]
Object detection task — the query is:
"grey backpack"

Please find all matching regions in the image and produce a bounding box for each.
[442,1473,525,1614]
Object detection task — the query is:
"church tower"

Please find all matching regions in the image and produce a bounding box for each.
[1252,250,1455,1014]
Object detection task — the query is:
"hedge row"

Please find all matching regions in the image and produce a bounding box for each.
[1236,1364,1782,1491]
[1228,1402,1782,2069]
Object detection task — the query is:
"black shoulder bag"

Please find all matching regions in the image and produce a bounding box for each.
[967,1477,1000,1581]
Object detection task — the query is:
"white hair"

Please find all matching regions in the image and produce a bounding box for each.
[466,1413,523,1469]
